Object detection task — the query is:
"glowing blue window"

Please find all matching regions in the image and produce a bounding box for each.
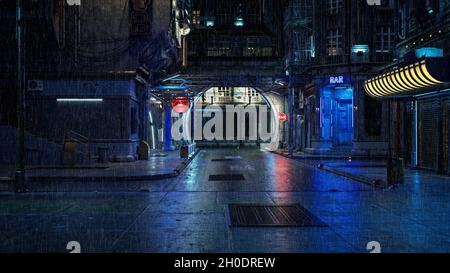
[415,47,443,58]
[351,45,369,54]
[206,20,215,27]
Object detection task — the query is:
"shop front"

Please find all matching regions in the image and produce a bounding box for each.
[365,57,450,173]
[305,75,354,153]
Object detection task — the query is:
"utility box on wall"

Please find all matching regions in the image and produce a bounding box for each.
[351,45,369,63]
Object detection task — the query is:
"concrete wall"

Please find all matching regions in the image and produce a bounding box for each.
[25,79,141,162]
[152,0,172,36]
[0,126,63,166]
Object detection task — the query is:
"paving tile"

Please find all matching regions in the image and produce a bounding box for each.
[1,149,449,253]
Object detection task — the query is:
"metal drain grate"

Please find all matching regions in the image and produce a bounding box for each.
[228,204,328,227]
[209,174,245,181]
[211,159,233,162]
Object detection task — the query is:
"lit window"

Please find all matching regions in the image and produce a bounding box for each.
[327,29,342,56]
[192,10,201,25]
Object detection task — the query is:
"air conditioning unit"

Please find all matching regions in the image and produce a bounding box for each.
[27,80,44,92]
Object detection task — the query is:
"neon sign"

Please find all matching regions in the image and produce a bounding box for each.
[329,76,345,85]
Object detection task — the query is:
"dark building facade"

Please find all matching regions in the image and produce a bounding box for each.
[4,0,449,170]
[184,0,286,81]
[365,0,450,173]
[182,0,287,147]
[286,0,396,155]
[0,0,181,165]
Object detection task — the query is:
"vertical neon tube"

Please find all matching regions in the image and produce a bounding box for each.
[164,103,173,151]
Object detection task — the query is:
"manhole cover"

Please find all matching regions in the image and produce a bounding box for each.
[228,204,328,227]
[209,174,245,181]
[211,159,233,162]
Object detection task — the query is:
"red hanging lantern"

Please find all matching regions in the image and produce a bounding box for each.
[171,96,190,113]
[278,113,287,122]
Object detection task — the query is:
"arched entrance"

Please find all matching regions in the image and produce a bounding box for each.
[172,86,282,151]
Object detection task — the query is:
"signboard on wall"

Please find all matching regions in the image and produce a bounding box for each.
[130,0,152,36]
[328,75,351,87]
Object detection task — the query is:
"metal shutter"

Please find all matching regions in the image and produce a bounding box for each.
[418,100,440,170]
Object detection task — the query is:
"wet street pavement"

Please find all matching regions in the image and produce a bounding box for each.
[0,148,449,253]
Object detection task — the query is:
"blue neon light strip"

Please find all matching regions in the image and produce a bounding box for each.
[415,48,443,58]
[155,85,191,90]
[413,88,450,98]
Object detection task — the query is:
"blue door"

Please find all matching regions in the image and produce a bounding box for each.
[335,99,353,146]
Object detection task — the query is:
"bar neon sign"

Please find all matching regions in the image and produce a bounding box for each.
[329,76,345,85]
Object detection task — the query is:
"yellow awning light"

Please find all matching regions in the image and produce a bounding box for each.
[394,70,410,90]
[408,65,428,87]
[364,59,446,98]
[420,61,442,84]
[415,65,434,85]
[365,81,378,97]
[386,74,401,92]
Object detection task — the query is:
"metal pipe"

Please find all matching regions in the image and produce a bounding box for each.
[15,0,28,192]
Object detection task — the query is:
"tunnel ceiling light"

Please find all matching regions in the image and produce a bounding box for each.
[155,85,191,90]
[162,74,181,82]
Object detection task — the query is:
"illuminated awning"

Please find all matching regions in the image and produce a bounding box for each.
[364,58,450,99]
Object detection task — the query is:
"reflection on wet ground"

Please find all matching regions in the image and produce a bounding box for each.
[0,148,449,253]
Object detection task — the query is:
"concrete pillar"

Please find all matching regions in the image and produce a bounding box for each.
[138,84,149,142]
[288,83,295,155]
[191,98,195,143]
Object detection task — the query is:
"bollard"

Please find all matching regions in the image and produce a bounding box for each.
[387,157,404,185]
[180,145,189,158]
[63,142,77,166]
[138,141,150,160]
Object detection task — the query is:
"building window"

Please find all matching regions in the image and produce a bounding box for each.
[327,29,342,56]
[376,27,395,53]
[207,47,231,57]
[193,10,201,25]
[246,3,259,25]
[328,0,343,14]
[217,4,231,25]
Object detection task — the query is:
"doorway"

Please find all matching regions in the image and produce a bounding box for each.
[320,86,354,148]
[334,99,353,146]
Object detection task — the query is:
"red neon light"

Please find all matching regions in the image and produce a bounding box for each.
[171,96,190,113]
[278,113,287,122]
